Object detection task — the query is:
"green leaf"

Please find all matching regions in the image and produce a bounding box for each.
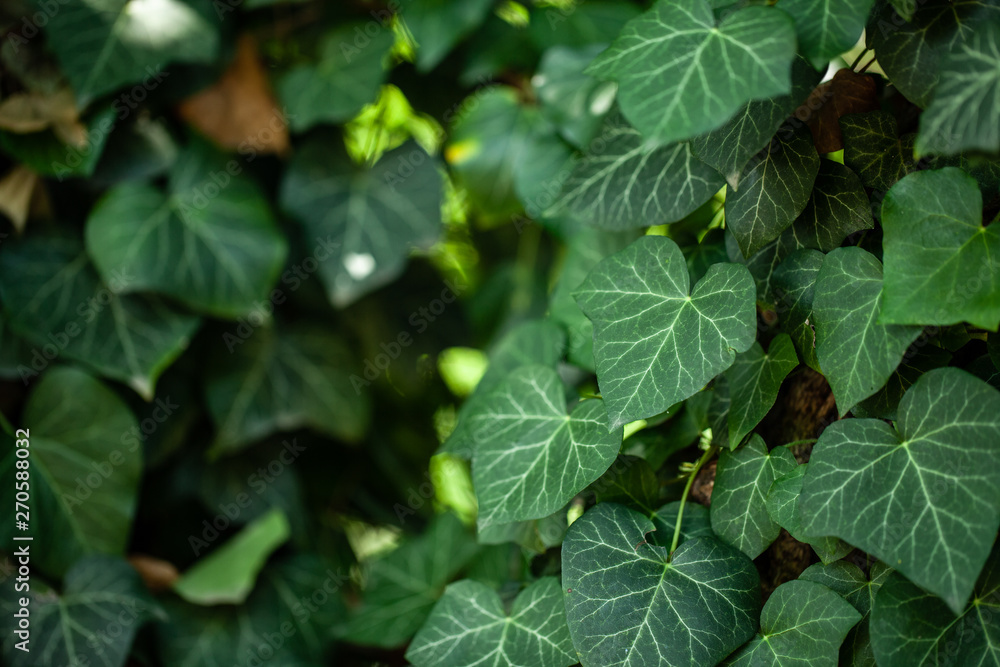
[470,365,622,528]
[528,2,641,49]
[550,227,638,370]
[800,367,1000,614]
[813,247,923,414]
[870,541,1000,666]
[535,45,617,149]
[0,236,200,398]
[840,111,917,192]
[784,160,874,252]
[0,368,138,577]
[711,435,798,558]
[477,508,568,554]
[173,508,291,605]
[766,465,853,563]
[406,578,577,667]
[345,513,479,648]
[725,335,800,449]
[0,556,159,667]
[868,0,999,109]
[592,455,661,513]
[691,57,823,188]
[800,560,894,666]
[552,111,725,229]
[574,235,757,429]
[441,320,566,456]
[277,24,393,132]
[852,346,952,421]
[723,579,862,667]
[280,140,443,307]
[781,0,876,68]
[773,248,825,371]
[40,0,218,105]
[726,126,821,258]
[403,0,495,72]
[587,0,796,146]
[881,168,1000,330]
[86,141,288,318]
[562,502,760,666]
[649,500,715,547]
[917,23,1000,155]
[205,324,370,455]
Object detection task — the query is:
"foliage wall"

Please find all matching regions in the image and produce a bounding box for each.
[0,0,999,665]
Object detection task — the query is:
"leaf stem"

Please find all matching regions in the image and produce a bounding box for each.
[670,445,718,558]
[849,48,870,71]
[857,56,877,74]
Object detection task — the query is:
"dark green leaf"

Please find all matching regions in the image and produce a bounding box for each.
[574,235,757,429]
[840,111,917,191]
[766,465,854,563]
[534,44,616,148]
[587,0,796,146]
[403,0,495,72]
[773,248,825,371]
[800,367,1000,614]
[563,502,760,667]
[725,335,799,449]
[781,0,876,68]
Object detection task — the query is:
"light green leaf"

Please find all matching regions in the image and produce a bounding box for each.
[534,44,617,149]
[881,168,1000,330]
[917,22,1000,155]
[723,580,862,667]
[406,578,577,667]
[766,465,853,563]
[277,24,393,132]
[801,560,894,666]
[40,0,217,105]
[550,227,638,370]
[813,247,923,414]
[0,236,199,398]
[870,541,1000,667]
[726,335,799,449]
[552,111,725,229]
[691,57,822,188]
[403,0,495,72]
[562,502,760,667]
[869,0,999,109]
[773,248,825,371]
[800,367,1000,614]
[441,320,566,456]
[0,556,159,667]
[587,0,796,147]
[280,140,443,307]
[726,126,821,258]
[574,235,757,429]
[86,141,288,318]
[781,0,875,68]
[711,435,798,558]
[205,324,370,455]
[470,365,622,528]
[173,508,291,605]
[0,368,138,577]
[345,513,479,648]
[840,111,917,192]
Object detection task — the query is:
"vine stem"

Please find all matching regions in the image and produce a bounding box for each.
[849,48,870,71]
[670,445,719,558]
[782,438,817,449]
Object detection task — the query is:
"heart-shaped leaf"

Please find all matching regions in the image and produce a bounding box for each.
[781,0,875,69]
[725,334,799,449]
[470,365,622,528]
[587,0,796,146]
[881,168,1000,330]
[766,465,853,563]
[711,435,798,558]
[86,141,288,318]
[813,247,923,414]
[801,367,1000,614]
[575,235,757,429]
[562,502,760,666]
[406,577,577,667]
[280,140,443,308]
[724,579,862,666]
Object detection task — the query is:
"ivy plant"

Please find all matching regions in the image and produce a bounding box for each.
[0,0,999,666]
